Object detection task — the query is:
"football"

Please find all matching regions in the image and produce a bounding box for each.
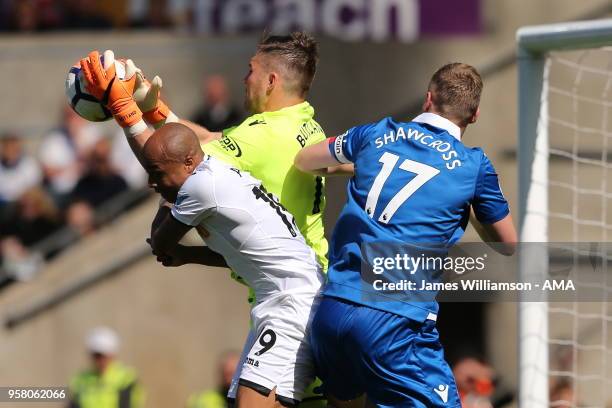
[65,56,126,122]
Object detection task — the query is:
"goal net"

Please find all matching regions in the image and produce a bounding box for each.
[518,20,612,408]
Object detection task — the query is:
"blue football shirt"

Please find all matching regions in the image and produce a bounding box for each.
[324,113,509,321]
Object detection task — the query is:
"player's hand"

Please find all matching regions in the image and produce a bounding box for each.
[80,50,143,128]
[146,238,185,267]
[127,60,173,127]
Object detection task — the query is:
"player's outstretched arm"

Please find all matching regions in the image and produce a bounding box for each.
[179,119,222,145]
[80,50,152,165]
[294,138,355,176]
[126,65,222,145]
[470,211,517,256]
[135,82,222,144]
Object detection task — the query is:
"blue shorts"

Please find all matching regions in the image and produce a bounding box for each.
[310,296,460,408]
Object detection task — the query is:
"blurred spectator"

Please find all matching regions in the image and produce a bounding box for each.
[65,199,96,238]
[549,379,574,408]
[129,0,172,28]
[1,0,193,31]
[36,0,63,29]
[191,75,243,132]
[110,130,148,189]
[8,0,36,31]
[71,137,128,208]
[0,236,43,281]
[0,187,62,247]
[62,0,112,30]
[0,132,42,205]
[38,106,102,204]
[128,0,187,28]
[2,0,64,32]
[452,355,495,408]
[187,350,240,408]
[68,326,145,408]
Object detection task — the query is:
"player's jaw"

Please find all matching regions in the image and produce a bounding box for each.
[243,55,268,114]
[244,86,265,114]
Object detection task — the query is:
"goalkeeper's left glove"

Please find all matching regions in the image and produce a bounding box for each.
[126,59,178,129]
[80,50,147,137]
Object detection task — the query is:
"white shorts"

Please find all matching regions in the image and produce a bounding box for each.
[228,290,320,405]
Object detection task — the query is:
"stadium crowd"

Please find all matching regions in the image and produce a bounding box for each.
[0,68,241,286]
[0,106,148,283]
[0,0,198,32]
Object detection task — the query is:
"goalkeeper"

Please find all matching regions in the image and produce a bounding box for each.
[80,32,349,407]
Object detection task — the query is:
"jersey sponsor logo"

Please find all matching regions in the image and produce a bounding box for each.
[374,126,462,170]
[219,134,242,158]
[230,168,242,177]
[248,119,266,126]
[245,357,260,367]
[433,384,449,403]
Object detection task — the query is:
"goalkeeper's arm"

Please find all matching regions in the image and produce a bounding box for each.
[128,63,222,145]
[80,50,155,166]
[133,81,222,145]
[179,120,222,145]
[132,74,221,144]
[83,50,222,151]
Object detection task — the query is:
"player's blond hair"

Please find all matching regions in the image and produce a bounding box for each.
[256,32,319,97]
[428,63,483,126]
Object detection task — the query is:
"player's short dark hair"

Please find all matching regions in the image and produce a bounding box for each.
[256,32,319,96]
[428,63,483,126]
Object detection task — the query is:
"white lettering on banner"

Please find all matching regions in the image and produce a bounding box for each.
[322,0,367,42]
[193,0,215,34]
[193,0,420,43]
[221,0,268,33]
[370,0,419,42]
[272,0,316,32]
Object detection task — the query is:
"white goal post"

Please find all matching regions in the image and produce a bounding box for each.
[517,19,612,408]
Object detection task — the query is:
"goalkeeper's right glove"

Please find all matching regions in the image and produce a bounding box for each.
[80,50,147,136]
[126,60,178,129]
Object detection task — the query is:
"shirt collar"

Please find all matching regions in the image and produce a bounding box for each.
[265,101,312,117]
[412,113,461,141]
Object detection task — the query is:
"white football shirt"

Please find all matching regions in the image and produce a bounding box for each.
[171,155,323,302]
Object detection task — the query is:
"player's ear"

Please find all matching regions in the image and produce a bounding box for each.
[469,107,480,124]
[422,91,433,112]
[267,72,278,94]
[184,156,194,169]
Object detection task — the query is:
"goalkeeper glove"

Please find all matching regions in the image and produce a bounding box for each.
[126,59,178,129]
[80,50,147,136]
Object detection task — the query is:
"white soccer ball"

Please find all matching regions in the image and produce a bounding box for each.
[65,57,126,122]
